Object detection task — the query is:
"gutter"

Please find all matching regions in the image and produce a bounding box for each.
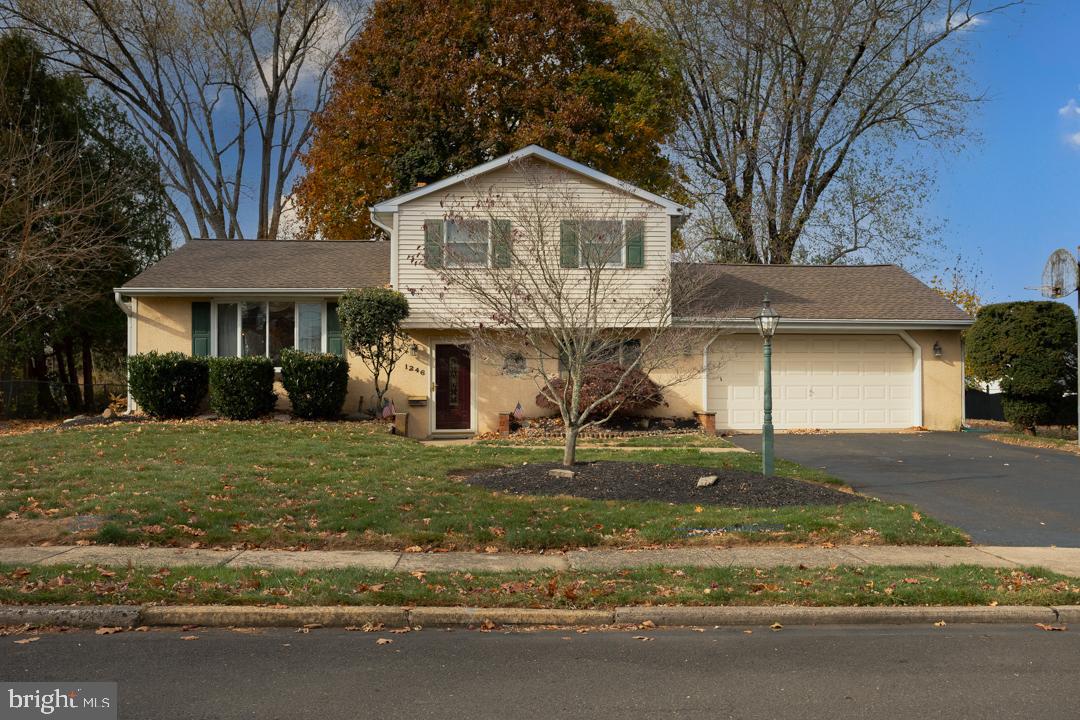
[112,287,350,297]
[674,317,974,331]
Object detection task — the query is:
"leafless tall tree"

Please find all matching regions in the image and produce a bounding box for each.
[0,133,124,344]
[626,0,1020,265]
[416,160,716,466]
[2,0,366,241]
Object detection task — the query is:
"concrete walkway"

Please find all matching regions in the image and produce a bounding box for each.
[3,544,1079,577]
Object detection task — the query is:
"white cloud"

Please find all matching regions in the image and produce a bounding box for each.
[1065,131,1080,149]
[1059,99,1080,117]
[925,13,987,33]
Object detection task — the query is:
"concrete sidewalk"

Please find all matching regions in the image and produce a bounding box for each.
[3,544,1079,577]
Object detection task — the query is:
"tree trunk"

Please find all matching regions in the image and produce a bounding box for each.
[28,344,58,415]
[562,424,579,467]
[59,336,81,413]
[81,332,94,411]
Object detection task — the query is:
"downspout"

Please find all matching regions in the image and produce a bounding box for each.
[114,291,136,413]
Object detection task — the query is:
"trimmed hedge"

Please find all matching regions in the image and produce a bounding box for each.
[127,352,208,418]
[280,348,349,419]
[208,356,277,420]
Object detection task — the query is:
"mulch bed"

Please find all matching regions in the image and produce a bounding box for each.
[464,461,857,507]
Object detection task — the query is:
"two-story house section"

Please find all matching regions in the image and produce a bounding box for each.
[118,146,972,437]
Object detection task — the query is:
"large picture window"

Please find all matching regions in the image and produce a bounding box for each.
[214,300,337,366]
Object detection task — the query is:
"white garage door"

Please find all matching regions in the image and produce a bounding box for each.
[707,334,916,430]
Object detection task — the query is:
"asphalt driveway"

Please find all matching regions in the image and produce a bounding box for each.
[729,432,1080,547]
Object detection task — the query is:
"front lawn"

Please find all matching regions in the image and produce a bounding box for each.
[3,563,1074,608]
[0,422,966,549]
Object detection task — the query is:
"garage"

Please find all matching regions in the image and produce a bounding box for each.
[706,333,918,430]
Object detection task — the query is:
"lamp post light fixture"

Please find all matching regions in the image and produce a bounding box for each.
[754,295,780,477]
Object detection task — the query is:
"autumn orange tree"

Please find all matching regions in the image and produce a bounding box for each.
[294,0,684,239]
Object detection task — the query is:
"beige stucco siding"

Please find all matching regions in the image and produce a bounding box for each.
[393,159,674,328]
[909,329,964,431]
[134,297,200,354]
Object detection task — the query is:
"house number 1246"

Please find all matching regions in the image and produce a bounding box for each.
[404,364,425,376]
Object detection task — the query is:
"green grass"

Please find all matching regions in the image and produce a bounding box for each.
[0,421,966,550]
[2,563,1074,608]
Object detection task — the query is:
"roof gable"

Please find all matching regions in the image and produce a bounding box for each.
[370,145,689,217]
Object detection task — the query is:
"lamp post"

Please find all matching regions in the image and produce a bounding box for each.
[754,295,780,476]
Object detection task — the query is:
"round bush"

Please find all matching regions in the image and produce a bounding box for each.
[208,356,277,420]
[536,363,663,418]
[280,348,349,419]
[127,352,208,418]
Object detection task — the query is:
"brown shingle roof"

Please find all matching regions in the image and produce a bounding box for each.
[121,239,390,291]
[674,263,971,322]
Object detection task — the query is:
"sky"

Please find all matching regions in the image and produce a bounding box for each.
[927,1,1080,306]
[222,1,1080,313]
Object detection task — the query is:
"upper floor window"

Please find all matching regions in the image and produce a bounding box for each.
[424,218,512,269]
[560,219,645,269]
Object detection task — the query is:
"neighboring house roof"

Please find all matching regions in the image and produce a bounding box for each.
[673,263,972,326]
[118,239,390,295]
[370,145,691,218]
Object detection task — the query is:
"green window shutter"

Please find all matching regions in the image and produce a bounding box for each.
[625,220,645,268]
[326,302,344,357]
[492,219,512,268]
[424,219,444,268]
[191,302,211,357]
[559,220,579,268]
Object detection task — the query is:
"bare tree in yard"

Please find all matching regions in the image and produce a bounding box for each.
[2,0,366,241]
[0,133,123,345]
[626,0,1020,265]
[414,160,714,466]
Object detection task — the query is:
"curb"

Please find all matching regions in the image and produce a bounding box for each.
[3,604,1077,629]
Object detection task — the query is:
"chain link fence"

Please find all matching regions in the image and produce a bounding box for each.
[0,378,126,419]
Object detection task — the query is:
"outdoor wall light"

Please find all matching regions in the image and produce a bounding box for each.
[933,341,943,358]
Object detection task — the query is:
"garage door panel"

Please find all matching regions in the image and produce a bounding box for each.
[708,334,914,430]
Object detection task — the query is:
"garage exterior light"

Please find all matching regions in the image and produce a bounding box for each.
[754,296,780,338]
[755,295,780,477]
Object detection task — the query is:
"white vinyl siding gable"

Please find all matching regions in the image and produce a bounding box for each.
[393,160,673,328]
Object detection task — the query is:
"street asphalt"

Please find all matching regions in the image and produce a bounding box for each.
[730,432,1080,547]
[3,626,1078,719]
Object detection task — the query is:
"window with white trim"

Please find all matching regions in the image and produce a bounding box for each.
[212,300,336,366]
[578,220,625,268]
[445,219,489,266]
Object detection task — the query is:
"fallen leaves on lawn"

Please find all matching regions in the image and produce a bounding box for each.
[911,511,922,522]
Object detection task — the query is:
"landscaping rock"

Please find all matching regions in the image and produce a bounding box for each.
[696,475,718,488]
[548,468,576,479]
[101,407,115,419]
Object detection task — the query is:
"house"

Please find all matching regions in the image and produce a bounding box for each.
[116,145,972,437]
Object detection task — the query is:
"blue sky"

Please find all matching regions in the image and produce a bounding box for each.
[929,1,1080,305]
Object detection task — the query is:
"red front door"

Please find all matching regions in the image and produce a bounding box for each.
[435,344,471,430]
